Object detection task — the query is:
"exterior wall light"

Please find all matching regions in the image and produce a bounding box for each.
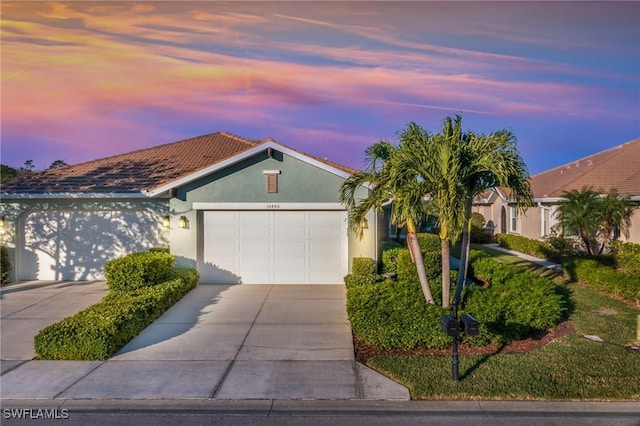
[162,215,171,228]
[361,218,369,229]
[0,215,4,228]
[178,216,189,229]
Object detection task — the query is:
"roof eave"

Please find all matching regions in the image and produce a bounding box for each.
[0,192,147,200]
[143,141,359,197]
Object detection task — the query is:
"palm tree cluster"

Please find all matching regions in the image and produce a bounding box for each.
[555,187,636,256]
[340,115,533,308]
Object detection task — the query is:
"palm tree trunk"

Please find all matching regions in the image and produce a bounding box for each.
[454,201,473,304]
[406,219,435,305]
[441,237,451,307]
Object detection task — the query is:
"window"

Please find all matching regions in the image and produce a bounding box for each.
[509,206,518,232]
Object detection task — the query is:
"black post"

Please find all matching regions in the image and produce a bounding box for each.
[451,301,459,381]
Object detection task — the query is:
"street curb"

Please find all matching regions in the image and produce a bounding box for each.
[1,399,639,414]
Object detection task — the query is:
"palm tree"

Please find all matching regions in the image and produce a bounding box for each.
[340,126,436,305]
[597,189,636,254]
[395,118,467,307]
[555,187,602,255]
[399,116,532,307]
[453,128,532,304]
[556,187,636,255]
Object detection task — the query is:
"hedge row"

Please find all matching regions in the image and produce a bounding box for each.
[34,269,199,360]
[563,257,640,305]
[347,279,450,350]
[609,241,640,274]
[345,249,565,350]
[496,233,554,260]
[105,251,176,292]
[465,253,565,343]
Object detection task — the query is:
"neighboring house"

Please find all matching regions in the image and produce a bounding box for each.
[0,132,378,284]
[472,137,640,244]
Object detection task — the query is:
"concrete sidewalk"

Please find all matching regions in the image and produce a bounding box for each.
[1,284,409,401]
[483,243,562,270]
[1,398,639,415]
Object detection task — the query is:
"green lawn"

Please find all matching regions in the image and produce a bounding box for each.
[365,246,640,400]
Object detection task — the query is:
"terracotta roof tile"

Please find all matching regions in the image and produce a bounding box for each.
[530,138,640,198]
[1,132,353,195]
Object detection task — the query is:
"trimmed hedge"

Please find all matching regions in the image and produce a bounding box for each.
[34,269,199,360]
[347,279,450,350]
[382,247,404,273]
[609,241,640,274]
[496,233,554,260]
[345,248,564,349]
[352,257,377,276]
[563,257,640,305]
[1,245,12,284]
[396,249,442,282]
[465,253,565,344]
[105,251,176,292]
[416,233,441,252]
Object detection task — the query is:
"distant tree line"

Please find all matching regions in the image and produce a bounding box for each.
[0,160,68,183]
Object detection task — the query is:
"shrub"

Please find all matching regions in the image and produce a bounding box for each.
[563,257,640,305]
[416,233,441,252]
[1,245,12,284]
[470,228,493,244]
[382,247,405,273]
[464,254,565,344]
[105,251,176,292]
[609,241,640,274]
[352,257,377,276]
[346,279,449,350]
[34,270,198,360]
[380,239,403,252]
[344,274,380,288]
[496,234,554,260]
[396,249,441,282]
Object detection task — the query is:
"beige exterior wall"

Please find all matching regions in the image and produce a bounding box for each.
[621,209,640,244]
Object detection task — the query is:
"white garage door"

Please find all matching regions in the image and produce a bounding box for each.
[19,210,163,281]
[201,210,348,284]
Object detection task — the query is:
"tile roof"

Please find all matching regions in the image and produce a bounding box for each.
[0,132,354,195]
[530,138,640,198]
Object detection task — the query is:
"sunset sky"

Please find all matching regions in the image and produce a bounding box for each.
[1,1,638,175]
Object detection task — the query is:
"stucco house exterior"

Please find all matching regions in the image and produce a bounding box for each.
[0,132,378,284]
[472,137,640,244]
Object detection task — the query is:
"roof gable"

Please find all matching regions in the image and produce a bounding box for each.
[1,132,355,197]
[530,138,640,199]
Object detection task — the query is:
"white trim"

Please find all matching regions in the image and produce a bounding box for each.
[143,141,358,197]
[192,202,345,211]
[262,170,281,175]
[533,197,566,203]
[0,192,146,199]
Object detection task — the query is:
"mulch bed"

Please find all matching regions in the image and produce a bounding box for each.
[354,320,576,363]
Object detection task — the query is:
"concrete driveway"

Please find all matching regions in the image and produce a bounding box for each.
[0,280,108,364]
[1,284,409,400]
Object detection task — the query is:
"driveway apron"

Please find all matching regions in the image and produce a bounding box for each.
[1,284,409,400]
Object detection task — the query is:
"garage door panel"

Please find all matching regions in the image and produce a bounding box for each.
[240,226,269,240]
[239,241,270,255]
[206,227,236,241]
[275,226,306,240]
[310,227,342,240]
[202,210,347,284]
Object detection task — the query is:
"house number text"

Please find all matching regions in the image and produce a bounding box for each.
[266,204,281,209]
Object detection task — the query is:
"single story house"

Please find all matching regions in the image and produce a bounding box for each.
[0,132,378,284]
[472,137,640,244]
